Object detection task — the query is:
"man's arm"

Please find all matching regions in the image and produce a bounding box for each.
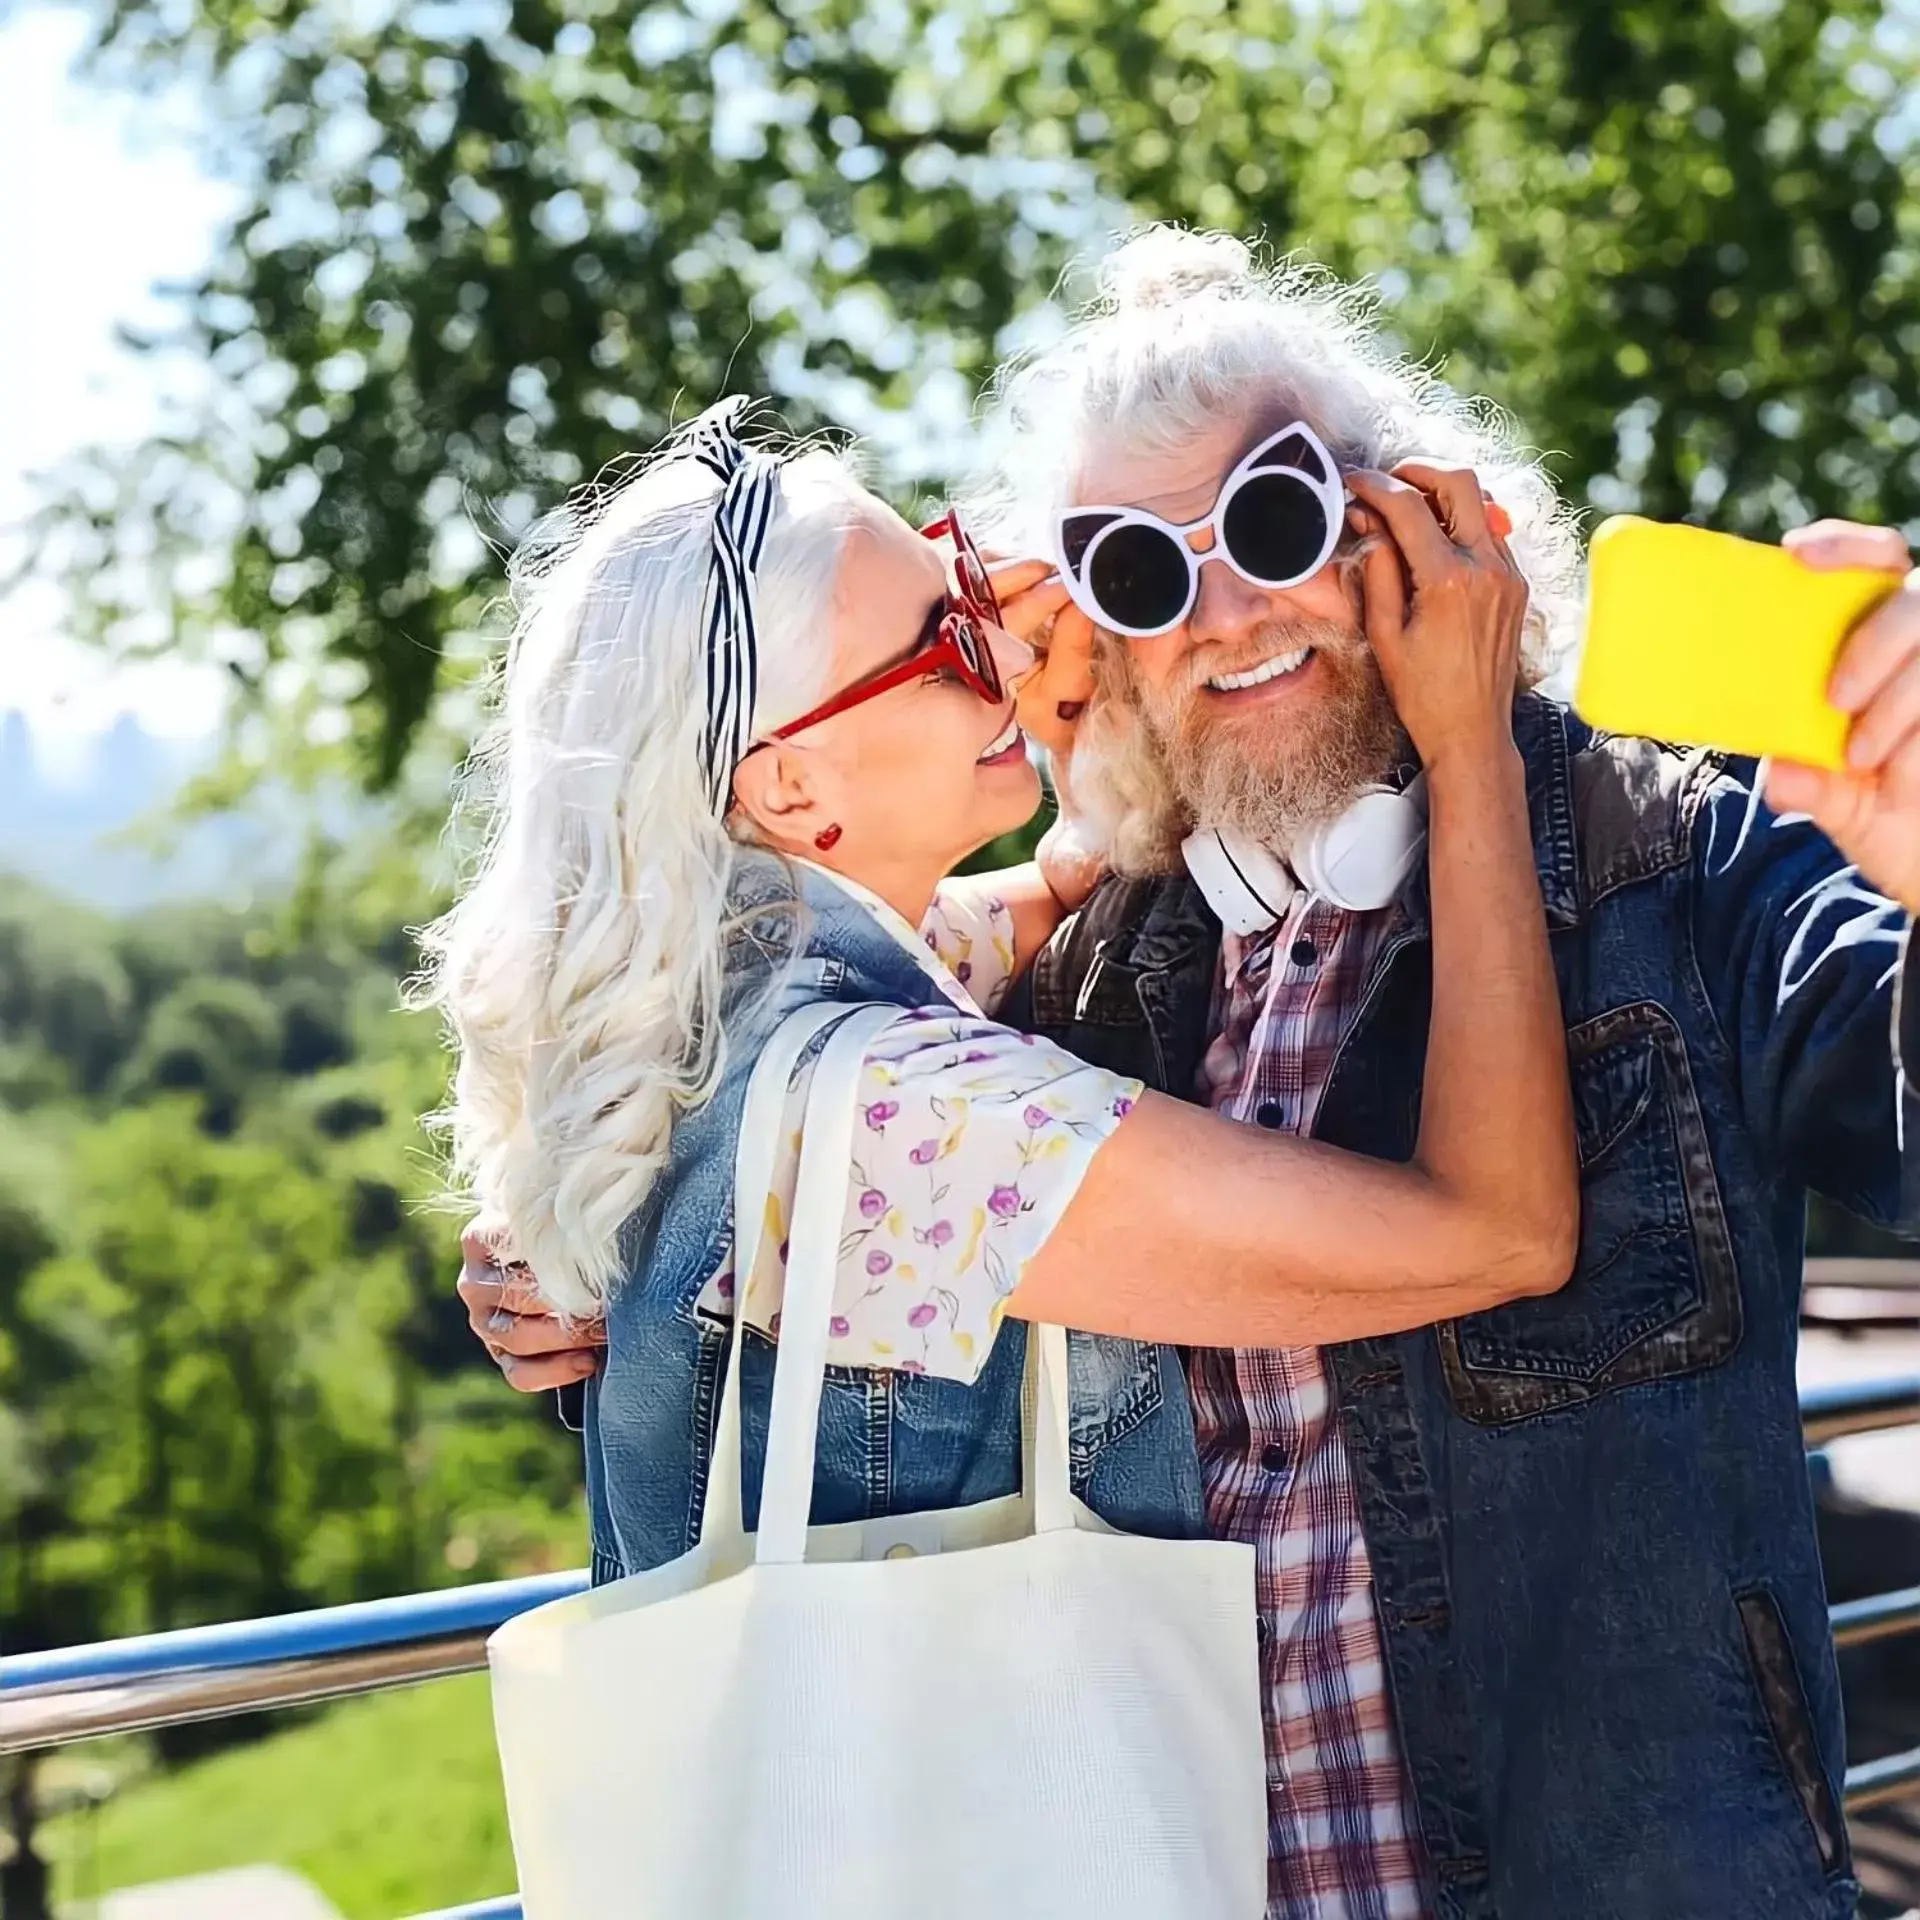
[1688,765,1919,1231]
[1720,518,1920,1227]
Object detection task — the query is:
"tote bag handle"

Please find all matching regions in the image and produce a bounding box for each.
[699,1001,857,1553]
[756,1006,1076,1565]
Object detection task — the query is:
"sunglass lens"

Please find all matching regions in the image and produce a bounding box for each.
[1087,524,1192,633]
[1220,471,1333,586]
[954,536,997,617]
[952,611,1000,699]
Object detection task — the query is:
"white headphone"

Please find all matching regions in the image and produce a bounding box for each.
[1181,778,1428,934]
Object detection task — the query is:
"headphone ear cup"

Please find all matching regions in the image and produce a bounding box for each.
[1181,829,1298,936]
[1292,788,1427,912]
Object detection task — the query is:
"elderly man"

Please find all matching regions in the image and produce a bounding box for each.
[978,227,1920,1920]
[463,227,1920,1919]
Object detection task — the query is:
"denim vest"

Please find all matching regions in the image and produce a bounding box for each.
[583,850,1208,1591]
[1007,694,1920,1920]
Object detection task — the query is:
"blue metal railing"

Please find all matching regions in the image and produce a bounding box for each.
[1,1569,589,1755]
[5,1374,1917,1920]
[1831,1583,1920,1647]
[2,1570,586,1700]
[1798,1371,1920,1446]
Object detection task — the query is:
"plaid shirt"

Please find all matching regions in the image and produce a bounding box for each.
[1191,893,1431,1920]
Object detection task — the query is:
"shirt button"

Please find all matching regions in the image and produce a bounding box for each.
[1255,1101,1286,1129]
[1260,1443,1289,1474]
[1290,936,1318,968]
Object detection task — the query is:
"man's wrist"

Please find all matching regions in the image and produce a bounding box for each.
[1421,736,1526,800]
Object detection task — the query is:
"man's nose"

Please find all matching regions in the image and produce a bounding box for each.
[1188,554,1278,648]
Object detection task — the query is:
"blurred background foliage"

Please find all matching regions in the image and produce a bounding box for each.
[0,870,584,1649]
[6,0,1920,1910]
[0,869,580,1914]
[27,0,1920,783]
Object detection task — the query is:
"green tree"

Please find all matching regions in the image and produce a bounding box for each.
[0,880,137,1100]
[117,976,282,1132]
[27,0,1920,785]
[0,886,587,1910]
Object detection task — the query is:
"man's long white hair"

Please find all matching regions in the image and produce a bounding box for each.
[967,225,1587,872]
[413,429,865,1317]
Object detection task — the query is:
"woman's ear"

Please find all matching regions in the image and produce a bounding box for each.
[730,743,838,855]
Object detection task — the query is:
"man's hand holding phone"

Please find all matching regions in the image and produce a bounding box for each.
[1767,521,1920,914]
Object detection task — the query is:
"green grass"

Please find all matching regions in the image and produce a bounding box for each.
[46,1675,515,1919]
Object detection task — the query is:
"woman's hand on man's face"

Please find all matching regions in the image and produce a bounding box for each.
[1767,520,1920,914]
[989,558,1098,760]
[458,1224,605,1392]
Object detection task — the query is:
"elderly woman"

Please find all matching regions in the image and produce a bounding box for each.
[423,396,1576,1580]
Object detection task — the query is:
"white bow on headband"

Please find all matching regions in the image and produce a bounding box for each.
[682,396,782,816]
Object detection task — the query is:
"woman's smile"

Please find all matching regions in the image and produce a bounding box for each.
[975,713,1025,766]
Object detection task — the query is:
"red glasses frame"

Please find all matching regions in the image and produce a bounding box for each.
[763,509,1005,743]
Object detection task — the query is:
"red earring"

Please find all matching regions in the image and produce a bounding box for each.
[814,824,843,852]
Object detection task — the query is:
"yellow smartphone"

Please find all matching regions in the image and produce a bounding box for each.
[1573,515,1895,769]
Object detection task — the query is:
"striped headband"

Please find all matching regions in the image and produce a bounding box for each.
[683,397,782,815]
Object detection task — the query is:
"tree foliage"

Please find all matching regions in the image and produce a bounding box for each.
[29,0,1920,784]
[0,875,583,1661]
[0,865,587,1908]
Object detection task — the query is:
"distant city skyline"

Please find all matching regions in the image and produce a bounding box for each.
[0,702,231,904]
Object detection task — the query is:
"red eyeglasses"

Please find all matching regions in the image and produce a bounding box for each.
[762,509,1006,742]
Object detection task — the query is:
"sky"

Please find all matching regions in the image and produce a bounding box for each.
[0,5,235,763]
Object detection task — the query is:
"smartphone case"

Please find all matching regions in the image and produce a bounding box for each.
[1574,515,1894,769]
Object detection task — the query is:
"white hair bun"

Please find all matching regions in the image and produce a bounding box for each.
[1100,228,1253,311]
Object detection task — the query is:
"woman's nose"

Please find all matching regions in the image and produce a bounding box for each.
[988,622,1036,686]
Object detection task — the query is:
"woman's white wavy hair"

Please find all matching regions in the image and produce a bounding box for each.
[412,424,866,1317]
[965,225,1586,871]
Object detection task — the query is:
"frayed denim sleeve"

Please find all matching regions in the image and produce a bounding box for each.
[1896,920,1919,1171]
[1691,756,1919,1229]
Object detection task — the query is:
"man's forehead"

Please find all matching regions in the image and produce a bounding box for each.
[1074,402,1310,516]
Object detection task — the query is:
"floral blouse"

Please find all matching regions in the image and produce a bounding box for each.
[692,869,1143,1385]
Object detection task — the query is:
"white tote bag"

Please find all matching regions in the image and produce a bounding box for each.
[490,1001,1266,1919]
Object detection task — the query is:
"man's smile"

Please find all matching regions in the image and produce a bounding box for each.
[1202,645,1320,702]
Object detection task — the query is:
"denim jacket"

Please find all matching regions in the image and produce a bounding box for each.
[1007,693,1920,1920]
[583,850,1208,1591]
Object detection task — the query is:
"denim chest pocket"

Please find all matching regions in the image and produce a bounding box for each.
[1436,1000,1743,1426]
